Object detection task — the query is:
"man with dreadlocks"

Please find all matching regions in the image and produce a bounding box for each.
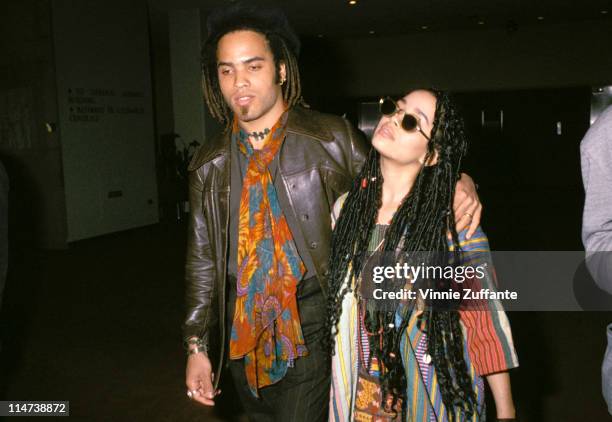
[182,3,482,420]
[328,90,518,421]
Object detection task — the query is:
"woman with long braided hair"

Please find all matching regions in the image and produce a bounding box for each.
[328,89,518,421]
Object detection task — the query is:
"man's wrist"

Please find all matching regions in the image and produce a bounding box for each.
[187,344,208,356]
[184,336,208,356]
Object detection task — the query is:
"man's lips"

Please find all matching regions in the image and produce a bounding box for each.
[234,95,254,107]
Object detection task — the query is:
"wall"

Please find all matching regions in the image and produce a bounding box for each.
[301,18,612,99]
[0,0,67,249]
[52,0,159,241]
[168,9,206,150]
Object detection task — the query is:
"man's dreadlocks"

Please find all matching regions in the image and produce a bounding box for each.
[201,2,304,127]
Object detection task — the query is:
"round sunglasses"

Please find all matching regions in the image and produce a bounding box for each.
[378,97,431,141]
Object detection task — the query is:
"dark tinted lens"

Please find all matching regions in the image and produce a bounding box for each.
[401,114,418,131]
[379,98,396,115]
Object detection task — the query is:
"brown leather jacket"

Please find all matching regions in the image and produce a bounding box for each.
[183,106,367,388]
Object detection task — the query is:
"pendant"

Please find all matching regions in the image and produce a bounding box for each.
[422,353,432,364]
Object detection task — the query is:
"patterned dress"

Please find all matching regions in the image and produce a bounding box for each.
[329,196,519,422]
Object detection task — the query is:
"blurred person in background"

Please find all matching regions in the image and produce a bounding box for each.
[580,104,612,414]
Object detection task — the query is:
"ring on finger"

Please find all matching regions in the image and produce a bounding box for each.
[463,212,473,219]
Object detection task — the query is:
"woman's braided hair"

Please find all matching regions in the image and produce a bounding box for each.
[326,89,479,420]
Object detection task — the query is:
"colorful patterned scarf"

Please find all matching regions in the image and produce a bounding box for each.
[229,111,308,396]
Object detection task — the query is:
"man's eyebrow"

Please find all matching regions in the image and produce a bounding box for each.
[243,56,265,64]
[217,56,265,67]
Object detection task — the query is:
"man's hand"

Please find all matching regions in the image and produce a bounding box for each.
[453,173,482,239]
[186,352,217,406]
[486,371,515,419]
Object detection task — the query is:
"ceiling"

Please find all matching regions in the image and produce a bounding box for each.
[148,0,612,39]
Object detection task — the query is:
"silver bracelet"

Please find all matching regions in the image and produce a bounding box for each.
[184,336,204,349]
[187,344,208,356]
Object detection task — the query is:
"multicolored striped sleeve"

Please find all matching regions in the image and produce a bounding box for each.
[454,226,519,375]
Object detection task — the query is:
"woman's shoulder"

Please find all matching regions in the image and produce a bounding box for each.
[331,192,350,228]
[333,192,349,212]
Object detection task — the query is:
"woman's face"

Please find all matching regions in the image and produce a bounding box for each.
[371,90,437,166]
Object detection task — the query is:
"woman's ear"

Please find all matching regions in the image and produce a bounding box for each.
[420,148,439,166]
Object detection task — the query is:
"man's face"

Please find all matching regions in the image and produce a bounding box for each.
[216,30,286,126]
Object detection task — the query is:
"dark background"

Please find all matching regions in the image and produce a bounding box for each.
[1,0,612,421]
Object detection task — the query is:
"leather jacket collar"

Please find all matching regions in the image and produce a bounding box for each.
[188,106,334,171]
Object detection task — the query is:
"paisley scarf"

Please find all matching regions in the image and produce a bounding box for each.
[229,111,308,396]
